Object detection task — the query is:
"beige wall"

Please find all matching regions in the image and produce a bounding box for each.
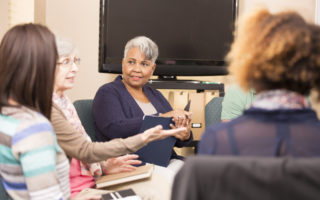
[9,0,34,26]
[239,0,317,22]
[44,0,116,101]
[317,0,320,25]
[0,0,9,41]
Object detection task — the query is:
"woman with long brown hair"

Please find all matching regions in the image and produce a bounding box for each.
[0,24,70,199]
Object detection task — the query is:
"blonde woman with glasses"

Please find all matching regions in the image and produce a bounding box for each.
[50,36,186,198]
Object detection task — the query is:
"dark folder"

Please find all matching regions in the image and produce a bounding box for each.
[135,115,177,167]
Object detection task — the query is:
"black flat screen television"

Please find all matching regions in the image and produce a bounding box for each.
[99,0,238,78]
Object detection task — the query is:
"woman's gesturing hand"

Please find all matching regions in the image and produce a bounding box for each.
[141,125,187,144]
[160,109,192,141]
[101,154,142,175]
[170,112,192,141]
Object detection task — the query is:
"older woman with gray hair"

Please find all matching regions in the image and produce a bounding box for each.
[93,36,193,172]
[51,36,187,197]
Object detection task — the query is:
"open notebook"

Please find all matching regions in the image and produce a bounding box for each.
[95,164,154,188]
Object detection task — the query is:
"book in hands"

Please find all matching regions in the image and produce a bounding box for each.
[95,164,154,189]
[135,115,177,167]
[102,188,141,200]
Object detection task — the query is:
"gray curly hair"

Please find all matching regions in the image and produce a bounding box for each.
[123,36,158,63]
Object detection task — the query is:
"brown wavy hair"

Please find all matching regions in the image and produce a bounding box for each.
[227,9,320,97]
[0,24,58,119]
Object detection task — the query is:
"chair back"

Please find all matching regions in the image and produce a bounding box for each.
[73,99,96,141]
[205,97,223,128]
[172,156,320,200]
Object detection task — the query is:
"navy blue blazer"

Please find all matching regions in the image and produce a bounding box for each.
[93,76,193,158]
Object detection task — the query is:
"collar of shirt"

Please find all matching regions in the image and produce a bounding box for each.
[250,89,311,110]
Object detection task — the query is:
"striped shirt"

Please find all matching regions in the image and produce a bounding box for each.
[0,106,70,200]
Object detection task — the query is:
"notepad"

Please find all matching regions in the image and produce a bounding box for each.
[95,164,154,188]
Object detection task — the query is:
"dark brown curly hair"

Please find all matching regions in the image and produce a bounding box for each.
[227,9,320,98]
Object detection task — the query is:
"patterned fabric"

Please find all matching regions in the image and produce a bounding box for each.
[0,106,70,200]
[251,89,311,110]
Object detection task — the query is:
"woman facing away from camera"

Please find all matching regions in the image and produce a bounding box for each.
[199,9,320,156]
[0,24,70,199]
[50,36,187,197]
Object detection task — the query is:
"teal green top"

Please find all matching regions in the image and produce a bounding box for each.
[221,85,256,120]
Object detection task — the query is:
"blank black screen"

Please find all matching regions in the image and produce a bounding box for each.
[100,0,236,76]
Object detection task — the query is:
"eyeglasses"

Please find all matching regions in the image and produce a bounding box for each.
[124,58,153,68]
[57,57,81,66]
